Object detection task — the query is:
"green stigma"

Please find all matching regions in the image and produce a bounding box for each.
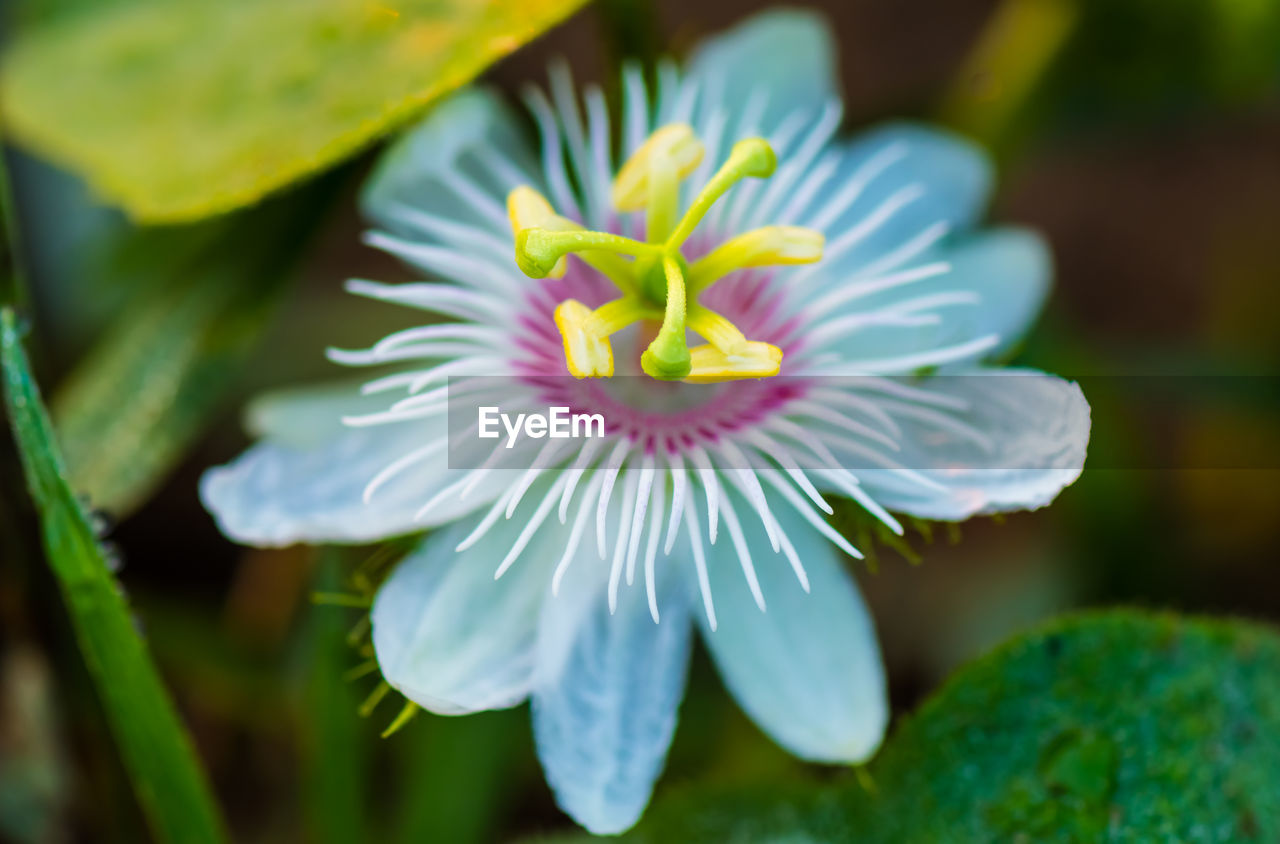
[509,125,824,382]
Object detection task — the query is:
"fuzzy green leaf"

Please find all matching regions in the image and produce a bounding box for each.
[50,174,341,516]
[0,307,228,844]
[0,0,587,222]
[621,610,1280,842]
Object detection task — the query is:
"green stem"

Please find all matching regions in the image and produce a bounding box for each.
[666,138,775,248]
[640,254,691,379]
[0,306,228,844]
[516,227,656,278]
[0,146,39,600]
[302,549,368,844]
[645,151,679,243]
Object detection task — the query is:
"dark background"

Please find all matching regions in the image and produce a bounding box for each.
[3,0,1280,840]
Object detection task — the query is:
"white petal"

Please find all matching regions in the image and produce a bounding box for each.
[852,368,1090,519]
[371,505,564,715]
[532,496,694,835]
[810,228,1051,365]
[242,379,388,449]
[788,122,992,297]
[200,409,495,546]
[696,490,888,763]
[361,87,538,236]
[937,228,1051,360]
[684,10,838,140]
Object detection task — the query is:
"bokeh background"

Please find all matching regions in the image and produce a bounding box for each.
[2,0,1279,840]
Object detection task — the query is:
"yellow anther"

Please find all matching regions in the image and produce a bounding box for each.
[508,186,569,277]
[684,342,783,383]
[689,226,825,291]
[682,305,783,381]
[554,299,614,378]
[507,185,559,229]
[611,125,705,212]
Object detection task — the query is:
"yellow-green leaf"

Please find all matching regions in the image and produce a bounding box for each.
[0,0,587,223]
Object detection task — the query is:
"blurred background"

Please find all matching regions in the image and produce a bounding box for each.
[2,0,1279,840]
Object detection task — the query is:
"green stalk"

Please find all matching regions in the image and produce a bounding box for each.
[301,549,368,844]
[936,0,1078,148]
[0,307,228,844]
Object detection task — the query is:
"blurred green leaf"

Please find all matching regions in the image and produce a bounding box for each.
[137,595,294,728]
[0,0,587,223]
[10,0,127,27]
[938,0,1078,146]
[0,306,228,844]
[936,0,1280,155]
[50,175,341,517]
[617,610,1280,842]
[1041,0,1280,126]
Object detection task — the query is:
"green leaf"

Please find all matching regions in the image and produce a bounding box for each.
[0,0,588,223]
[0,306,228,844]
[623,610,1280,842]
[1049,0,1280,119]
[50,174,342,516]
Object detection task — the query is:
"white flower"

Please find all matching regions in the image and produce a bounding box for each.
[201,10,1090,835]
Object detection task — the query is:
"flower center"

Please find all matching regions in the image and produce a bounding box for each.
[508,125,825,383]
